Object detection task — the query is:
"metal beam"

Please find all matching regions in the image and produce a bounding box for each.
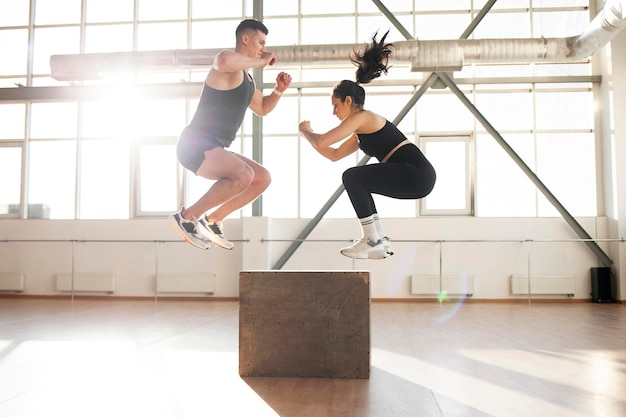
[371,0,415,40]
[436,71,612,268]
[251,0,264,216]
[459,0,498,40]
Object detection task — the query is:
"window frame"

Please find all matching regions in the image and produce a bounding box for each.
[419,134,474,216]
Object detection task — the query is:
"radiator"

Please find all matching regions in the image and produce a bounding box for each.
[411,274,475,296]
[56,273,115,293]
[511,275,576,296]
[0,272,24,292]
[156,274,216,294]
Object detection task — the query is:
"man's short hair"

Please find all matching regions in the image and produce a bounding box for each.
[236,19,269,39]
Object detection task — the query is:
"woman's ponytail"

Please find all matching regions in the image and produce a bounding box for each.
[351,30,393,85]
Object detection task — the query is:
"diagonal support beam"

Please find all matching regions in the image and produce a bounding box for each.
[436,71,612,267]
[459,0,499,40]
[272,0,500,270]
[371,0,415,40]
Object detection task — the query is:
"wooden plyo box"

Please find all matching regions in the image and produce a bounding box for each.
[239,270,370,379]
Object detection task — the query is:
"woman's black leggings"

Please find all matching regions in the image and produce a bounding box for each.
[342,145,436,219]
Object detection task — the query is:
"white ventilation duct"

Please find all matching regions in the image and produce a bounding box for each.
[50,0,626,81]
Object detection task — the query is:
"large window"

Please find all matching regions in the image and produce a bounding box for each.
[420,136,473,216]
[0,0,598,219]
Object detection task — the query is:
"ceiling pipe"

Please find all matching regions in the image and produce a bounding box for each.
[50,0,626,81]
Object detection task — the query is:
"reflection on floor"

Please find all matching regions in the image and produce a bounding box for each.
[0,298,624,417]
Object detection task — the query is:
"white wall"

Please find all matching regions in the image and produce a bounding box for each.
[596,7,626,301]
[0,216,620,301]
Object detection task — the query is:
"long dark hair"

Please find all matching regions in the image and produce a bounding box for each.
[333,30,393,106]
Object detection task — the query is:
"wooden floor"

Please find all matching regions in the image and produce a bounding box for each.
[0,298,624,417]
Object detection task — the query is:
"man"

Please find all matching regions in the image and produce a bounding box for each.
[169,19,292,250]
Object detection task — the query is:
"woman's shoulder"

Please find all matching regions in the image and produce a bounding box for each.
[354,111,387,133]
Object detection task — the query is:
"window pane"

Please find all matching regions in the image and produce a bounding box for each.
[301,68,352,83]
[301,17,355,44]
[367,91,417,128]
[0,0,30,26]
[30,102,78,139]
[0,104,26,140]
[85,98,187,139]
[358,16,412,43]
[414,0,472,11]
[80,139,130,219]
[191,0,242,19]
[473,64,532,78]
[300,139,356,218]
[533,62,591,76]
[264,0,298,16]
[0,78,27,88]
[475,91,533,131]
[475,133,536,217]
[0,147,22,214]
[263,136,298,218]
[0,29,28,75]
[191,20,241,49]
[138,0,188,21]
[422,139,468,212]
[417,93,474,131]
[535,91,593,130]
[415,14,472,40]
[537,133,596,216]
[33,27,80,74]
[374,194,417,218]
[263,96,298,134]
[185,174,215,216]
[359,0,420,13]
[472,12,531,38]
[536,0,588,6]
[85,24,134,53]
[262,18,299,46]
[29,141,76,219]
[137,22,187,51]
[135,99,187,137]
[138,144,178,212]
[532,10,589,38]
[86,0,134,23]
[82,99,135,138]
[35,0,81,25]
[302,0,354,14]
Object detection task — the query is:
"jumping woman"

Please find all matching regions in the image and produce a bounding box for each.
[299,31,436,259]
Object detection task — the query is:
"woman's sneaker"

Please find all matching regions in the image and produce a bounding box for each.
[198,218,234,250]
[168,208,211,250]
[340,237,387,259]
[382,237,394,256]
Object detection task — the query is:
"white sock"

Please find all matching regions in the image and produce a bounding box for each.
[359,215,380,242]
[373,214,387,240]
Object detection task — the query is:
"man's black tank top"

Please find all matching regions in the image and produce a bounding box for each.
[188,71,255,147]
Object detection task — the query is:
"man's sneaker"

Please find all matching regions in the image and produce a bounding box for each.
[168,209,211,250]
[198,218,234,250]
[340,237,387,260]
[382,236,394,256]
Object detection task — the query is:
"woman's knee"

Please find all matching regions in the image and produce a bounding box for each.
[342,166,359,185]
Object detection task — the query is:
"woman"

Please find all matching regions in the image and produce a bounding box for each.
[299,31,436,260]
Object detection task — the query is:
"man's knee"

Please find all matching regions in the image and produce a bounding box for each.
[256,167,271,189]
[233,165,255,191]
